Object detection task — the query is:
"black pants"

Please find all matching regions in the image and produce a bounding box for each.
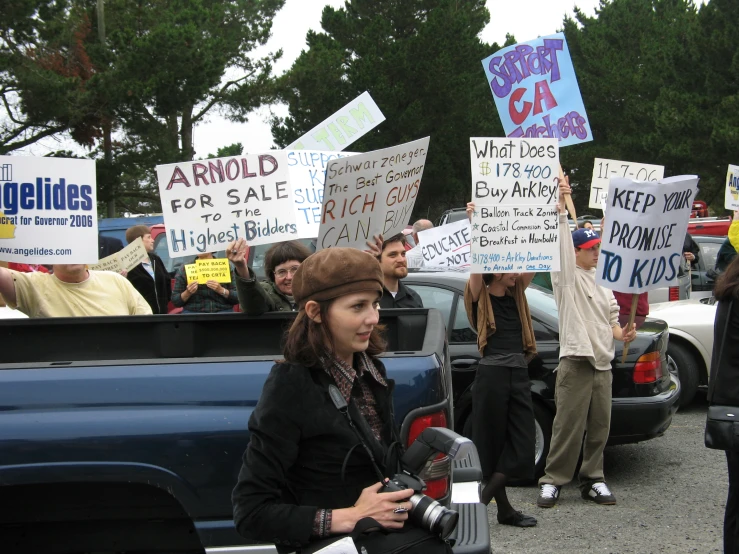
[726,450,739,553]
[471,364,535,480]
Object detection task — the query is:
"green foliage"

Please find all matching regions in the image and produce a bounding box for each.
[206,142,244,160]
[272,0,504,221]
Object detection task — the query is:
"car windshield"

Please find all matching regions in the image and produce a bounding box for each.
[525,284,560,327]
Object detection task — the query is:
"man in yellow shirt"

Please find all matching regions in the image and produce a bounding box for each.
[0,264,152,318]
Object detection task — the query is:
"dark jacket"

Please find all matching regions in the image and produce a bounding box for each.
[232,360,397,549]
[235,268,295,315]
[717,238,738,273]
[126,253,171,314]
[98,235,124,258]
[708,299,739,407]
[379,280,424,309]
[683,233,700,268]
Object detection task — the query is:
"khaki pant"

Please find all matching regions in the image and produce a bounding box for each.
[538,357,612,487]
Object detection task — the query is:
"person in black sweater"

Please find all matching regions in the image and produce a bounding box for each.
[366,233,423,309]
[124,225,171,314]
[708,256,739,553]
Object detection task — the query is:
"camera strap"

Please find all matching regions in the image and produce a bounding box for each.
[328,384,387,483]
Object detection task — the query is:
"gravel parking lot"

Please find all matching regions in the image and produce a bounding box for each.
[488,395,727,553]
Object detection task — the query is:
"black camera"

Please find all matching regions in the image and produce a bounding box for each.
[380,427,472,540]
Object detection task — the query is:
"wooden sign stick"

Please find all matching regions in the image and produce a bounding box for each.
[559,165,578,228]
[621,293,639,363]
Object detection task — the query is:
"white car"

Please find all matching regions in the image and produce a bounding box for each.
[649,298,716,407]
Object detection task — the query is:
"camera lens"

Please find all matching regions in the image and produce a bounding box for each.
[408,494,459,540]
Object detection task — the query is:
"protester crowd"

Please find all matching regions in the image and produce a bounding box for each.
[1,180,739,548]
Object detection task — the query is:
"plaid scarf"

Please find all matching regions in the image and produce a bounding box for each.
[320,351,387,441]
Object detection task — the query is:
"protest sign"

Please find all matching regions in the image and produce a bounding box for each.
[287,92,386,151]
[317,137,430,250]
[0,156,97,263]
[156,151,297,258]
[481,33,591,147]
[287,150,358,237]
[589,158,664,209]
[469,138,560,273]
[596,175,700,294]
[89,237,148,273]
[726,164,739,210]
[184,258,232,284]
[417,219,471,269]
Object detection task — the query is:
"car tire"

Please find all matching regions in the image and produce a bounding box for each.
[668,342,700,408]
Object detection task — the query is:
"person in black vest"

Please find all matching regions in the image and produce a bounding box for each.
[232,248,451,552]
[707,256,739,553]
[98,235,124,259]
[366,233,423,309]
[124,225,171,314]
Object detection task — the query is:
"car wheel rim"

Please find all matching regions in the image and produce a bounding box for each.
[667,355,679,378]
[534,418,545,465]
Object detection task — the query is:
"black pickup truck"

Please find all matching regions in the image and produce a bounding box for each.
[0,309,489,554]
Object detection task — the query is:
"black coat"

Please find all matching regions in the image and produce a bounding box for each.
[708,299,739,406]
[379,280,424,309]
[126,253,171,314]
[232,360,398,549]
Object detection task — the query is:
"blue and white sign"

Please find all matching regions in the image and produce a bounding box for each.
[481,33,592,147]
[0,156,97,263]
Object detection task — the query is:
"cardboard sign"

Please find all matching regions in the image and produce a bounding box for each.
[726,164,739,210]
[481,33,592,147]
[596,175,699,293]
[0,156,97,263]
[184,258,232,284]
[89,237,148,273]
[469,138,560,273]
[317,137,430,250]
[417,219,471,269]
[287,150,358,237]
[287,92,386,151]
[589,158,664,209]
[156,152,298,258]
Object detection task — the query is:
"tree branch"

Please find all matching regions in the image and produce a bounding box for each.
[0,124,68,154]
[192,71,255,123]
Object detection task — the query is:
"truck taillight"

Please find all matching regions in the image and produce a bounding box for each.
[407,411,450,500]
[669,286,680,301]
[633,351,662,384]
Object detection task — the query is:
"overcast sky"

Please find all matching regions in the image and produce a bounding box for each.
[23,0,603,158]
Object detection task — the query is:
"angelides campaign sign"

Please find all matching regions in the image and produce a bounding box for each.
[726,164,739,210]
[317,137,429,250]
[156,152,297,257]
[469,138,560,273]
[596,175,699,294]
[481,33,591,147]
[0,156,97,263]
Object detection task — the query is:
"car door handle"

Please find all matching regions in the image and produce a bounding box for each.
[451,359,479,369]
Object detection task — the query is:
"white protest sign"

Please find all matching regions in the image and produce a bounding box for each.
[317,137,430,250]
[469,138,560,273]
[417,219,471,269]
[287,91,386,151]
[596,175,699,293]
[726,164,739,210]
[589,158,664,209]
[0,156,97,263]
[156,152,297,257]
[287,150,358,237]
[89,237,148,272]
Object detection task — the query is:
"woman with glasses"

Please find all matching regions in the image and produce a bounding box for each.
[228,238,312,315]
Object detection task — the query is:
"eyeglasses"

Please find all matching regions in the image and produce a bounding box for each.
[274,265,300,278]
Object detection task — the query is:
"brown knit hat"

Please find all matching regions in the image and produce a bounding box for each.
[292,248,384,307]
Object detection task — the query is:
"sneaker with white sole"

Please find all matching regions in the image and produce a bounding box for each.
[582,481,616,505]
[537,484,561,508]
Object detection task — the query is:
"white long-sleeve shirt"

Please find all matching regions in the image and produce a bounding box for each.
[552,213,619,370]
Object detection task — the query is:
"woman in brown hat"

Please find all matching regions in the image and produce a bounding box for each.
[232,247,449,551]
[464,202,538,528]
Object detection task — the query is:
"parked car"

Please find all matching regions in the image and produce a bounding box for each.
[688,217,731,236]
[437,208,468,226]
[403,271,680,478]
[99,214,164,244]
[691,234,726,299]
[649,297,717,407]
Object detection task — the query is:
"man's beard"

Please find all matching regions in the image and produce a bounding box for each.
[393,266,408,279]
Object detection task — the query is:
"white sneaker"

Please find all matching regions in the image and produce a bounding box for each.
[537,484,561,508]
[582,481,616,505]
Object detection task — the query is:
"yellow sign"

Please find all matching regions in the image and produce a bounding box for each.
[185,258,232,284]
